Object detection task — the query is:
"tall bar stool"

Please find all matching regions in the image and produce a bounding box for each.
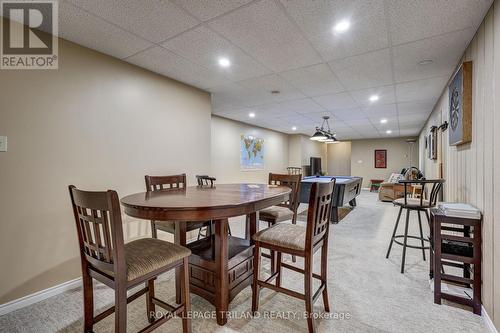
[259,173,301,265]
[252,179,335,333]
[145,174,210,240]
[194,175,232,239]
[386,179,445,273]
[68,185,191,333]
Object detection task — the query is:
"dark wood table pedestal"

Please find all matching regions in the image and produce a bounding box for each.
[121,184,290,325]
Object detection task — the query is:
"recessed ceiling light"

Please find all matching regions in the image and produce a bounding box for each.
[369,94,379,102]
[386,130,392,134]
[218,57,231,68]
[333,20,350,34]
[418,59,433,65]
[380,118,388,124]
[292,126,297,131]
[248,112,255,118]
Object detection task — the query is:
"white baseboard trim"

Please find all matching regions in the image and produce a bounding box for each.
[483,306,499,333]
[0,277,82,316]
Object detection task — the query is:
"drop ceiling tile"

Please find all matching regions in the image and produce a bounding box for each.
[388,0,490,45]
[171,0,253,21]
[363,103,398,118]
[330,108,367,121]
[399,128,422,136]
[238,74,305,104]
[210,83,253,111]
[329,48,393,90]
[279,64,345,97]
[273,98,325,115]
[396,76,449,103]
[312,92,358,110]
[392,29,474,82]
[397,100,436,114]
[372,116,399,129]
[343,118,375,127]
[162,26,271,81]
[67,0,199,43]
[276,114,315,126]
[398,112,430,122]
[280,0,389,61]
[126,46,231,90]
[58,1,153,59]
[208,0,321,72]
[398,119,426,127]
[350,85,396,107]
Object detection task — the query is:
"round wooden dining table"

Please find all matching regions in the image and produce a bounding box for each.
[121,183,291,326]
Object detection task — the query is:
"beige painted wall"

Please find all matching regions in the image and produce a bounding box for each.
[288,134,302,168]
[418,4,499,327]
[351,138,419,187]
[211,116,289,183]
[0,37,212,304]
[326,142,351,176]
[286,134,327,174]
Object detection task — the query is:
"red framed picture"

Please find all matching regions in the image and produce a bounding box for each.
[374,149,387,168]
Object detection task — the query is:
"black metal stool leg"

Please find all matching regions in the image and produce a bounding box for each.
[401,209,410,274]
[417,210,426,261]
[386,206,403,259]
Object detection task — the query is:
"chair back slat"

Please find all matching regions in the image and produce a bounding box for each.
[268,173,302,212]
[69,185,124,275]
[145,174,186,192]
[196,175,216,188]
[286,167,302,175]
[306,180,336,248]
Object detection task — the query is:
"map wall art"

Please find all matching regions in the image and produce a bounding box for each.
[240,135,264,170]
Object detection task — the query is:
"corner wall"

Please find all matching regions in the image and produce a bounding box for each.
[418,4,499,328]
[210,116,290,183]
[349,138,419,187]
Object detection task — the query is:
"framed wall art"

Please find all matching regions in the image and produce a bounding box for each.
[448,61,472,146]
[374,149,387,168]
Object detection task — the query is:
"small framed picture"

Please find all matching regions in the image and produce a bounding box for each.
[374,149,387,168]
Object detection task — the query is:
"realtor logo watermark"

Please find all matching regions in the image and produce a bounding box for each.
[1,0,58,69]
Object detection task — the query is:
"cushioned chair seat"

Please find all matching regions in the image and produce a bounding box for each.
[154,220,209,233]
[259,206,294,222]
[393,197,430,207]
[253,223,306,251]
[124,238,191,281]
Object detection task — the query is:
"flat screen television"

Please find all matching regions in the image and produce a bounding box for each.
[310,157,322,176]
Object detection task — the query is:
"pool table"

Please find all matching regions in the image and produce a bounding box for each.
[299,176,363,223]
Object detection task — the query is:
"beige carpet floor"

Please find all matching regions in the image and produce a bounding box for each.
[0,191,489,333]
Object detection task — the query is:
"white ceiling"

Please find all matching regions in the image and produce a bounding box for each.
[41,0,493,139]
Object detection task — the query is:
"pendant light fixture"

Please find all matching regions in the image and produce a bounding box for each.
[310,116,339,143]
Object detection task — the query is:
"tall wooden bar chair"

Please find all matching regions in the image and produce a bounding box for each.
[194,175,232,239]
[145,174,210,240]
[68,185,191,333]
[386,179,445,273]
[259,173,301,265]
[252,179,335,333]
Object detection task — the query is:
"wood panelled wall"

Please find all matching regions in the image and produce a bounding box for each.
[419,4,499,328]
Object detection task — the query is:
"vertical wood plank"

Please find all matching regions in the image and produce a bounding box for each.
[492,2,500,327]
[483,7,495,318]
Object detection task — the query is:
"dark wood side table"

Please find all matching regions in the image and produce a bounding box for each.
[429,208,482,315]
